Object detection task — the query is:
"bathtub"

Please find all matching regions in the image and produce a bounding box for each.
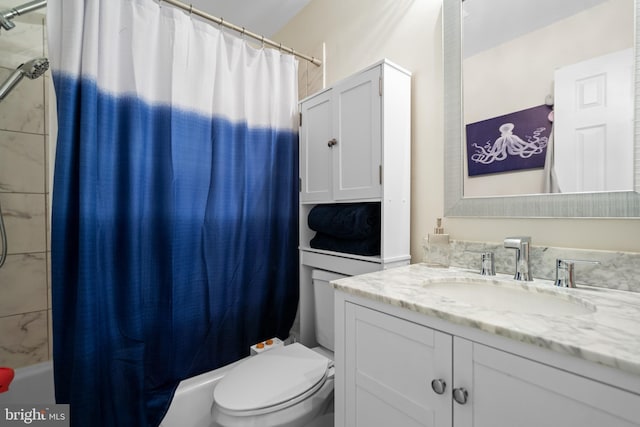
[160,358,246,427]
[0,361,55,404]
[0,359,245,427]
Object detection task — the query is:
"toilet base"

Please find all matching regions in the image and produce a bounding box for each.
[306,412,334,427]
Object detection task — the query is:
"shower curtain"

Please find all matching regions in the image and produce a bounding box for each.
[48,1,299,425]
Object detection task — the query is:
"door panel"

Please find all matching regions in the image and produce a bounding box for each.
[554,48,633,192]
[454,340,640,427]
[300,90,333,202]
[333,67,382,200]
[345,303,452,427]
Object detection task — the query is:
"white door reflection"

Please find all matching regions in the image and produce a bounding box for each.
[554,48,634,193]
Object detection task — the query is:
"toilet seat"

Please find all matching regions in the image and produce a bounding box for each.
[213,343,331,417]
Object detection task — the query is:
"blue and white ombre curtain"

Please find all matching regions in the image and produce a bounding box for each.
[48,0,299,425]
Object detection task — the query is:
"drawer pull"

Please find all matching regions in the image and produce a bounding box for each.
[430,379,447,395]
[453,387,469,405]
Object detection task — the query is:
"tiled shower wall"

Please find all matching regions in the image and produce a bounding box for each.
[297,42,325,100]
[0,9,51,369]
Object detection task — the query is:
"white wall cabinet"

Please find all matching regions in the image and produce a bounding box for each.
[336,298,640,427]
[297,60,411,347]
[300,65,383,203]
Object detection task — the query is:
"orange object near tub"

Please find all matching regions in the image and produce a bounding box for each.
[0,367,15,393]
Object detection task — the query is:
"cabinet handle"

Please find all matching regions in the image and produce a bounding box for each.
[430,379,447,395]
[327,138,338,147]
[452,387,469,405]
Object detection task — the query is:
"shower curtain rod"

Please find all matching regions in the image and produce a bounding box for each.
[160,0,322,67]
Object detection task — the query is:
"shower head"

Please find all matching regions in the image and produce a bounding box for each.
[21,57,48,78]
[0,0,47,31]
[0,57,49,101]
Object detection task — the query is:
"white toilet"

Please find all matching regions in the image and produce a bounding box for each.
[211,269,342,427]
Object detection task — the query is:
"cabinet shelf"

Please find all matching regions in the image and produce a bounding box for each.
[299,246,382,263]
[300,198,381,206]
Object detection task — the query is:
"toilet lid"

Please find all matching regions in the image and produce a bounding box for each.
[214,343,330,413]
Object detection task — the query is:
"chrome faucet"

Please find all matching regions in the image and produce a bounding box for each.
[504,237,532,281]
[555,259,600,288]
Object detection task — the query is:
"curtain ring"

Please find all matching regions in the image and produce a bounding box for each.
[219,17,224,28]
[261,35,265,48]
[279,42,282,52]
[189,3,193,15]
[241,26,246,38]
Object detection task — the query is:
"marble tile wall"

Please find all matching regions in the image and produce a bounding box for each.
[298,42,325,100]
[445,240,640,293]
[0,9,51,369]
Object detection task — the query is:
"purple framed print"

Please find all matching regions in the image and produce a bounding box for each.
[466,105,552,177]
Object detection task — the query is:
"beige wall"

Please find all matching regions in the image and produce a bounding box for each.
[275,0,640,260]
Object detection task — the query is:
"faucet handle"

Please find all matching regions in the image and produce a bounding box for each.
[480,252,495,276]
[555,259,600,288]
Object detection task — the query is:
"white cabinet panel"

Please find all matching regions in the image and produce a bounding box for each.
[344,303,452,427]
[300,90,333,202]
[355,389,426,427]
[333,67,382,201]
[455,339,640,427]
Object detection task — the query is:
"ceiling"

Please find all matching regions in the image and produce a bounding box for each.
[189,0,312,37]
[463,0,608,57]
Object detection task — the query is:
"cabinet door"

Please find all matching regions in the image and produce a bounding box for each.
[344,303,452,427]
[453,338,640,427]
[300,90,333,202]
[332,66,382,200]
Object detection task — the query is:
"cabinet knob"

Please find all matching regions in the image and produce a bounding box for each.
[430,379,447,395]
[327,138,338,147]
[453,387,469,405]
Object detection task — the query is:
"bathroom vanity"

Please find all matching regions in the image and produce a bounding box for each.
[333,264,640,427]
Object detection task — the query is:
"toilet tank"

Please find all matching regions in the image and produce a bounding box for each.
[311,269,346,351]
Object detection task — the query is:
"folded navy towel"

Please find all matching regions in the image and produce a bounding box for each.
[307,203,380,240]
[310,232,380,256]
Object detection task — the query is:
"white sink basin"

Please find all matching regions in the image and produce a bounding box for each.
[423,279,596,316]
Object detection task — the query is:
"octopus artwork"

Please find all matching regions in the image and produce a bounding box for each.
[471,123,549,165]
[465,104,552,176]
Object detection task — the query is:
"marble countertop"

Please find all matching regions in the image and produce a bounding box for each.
[332,263,640,376]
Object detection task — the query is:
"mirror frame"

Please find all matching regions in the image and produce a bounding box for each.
[444,0,640,217]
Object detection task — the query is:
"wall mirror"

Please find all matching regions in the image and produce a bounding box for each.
[444,0,640,217]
